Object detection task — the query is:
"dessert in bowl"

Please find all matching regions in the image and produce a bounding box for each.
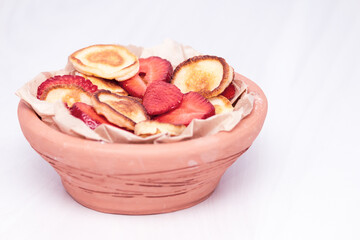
[17,42,267,214]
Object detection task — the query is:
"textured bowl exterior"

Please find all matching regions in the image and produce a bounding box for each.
[18,73,267,215]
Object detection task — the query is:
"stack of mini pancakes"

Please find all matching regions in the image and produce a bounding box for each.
[63,44,236,136]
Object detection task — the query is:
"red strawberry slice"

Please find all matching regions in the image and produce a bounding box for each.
[119,74,147,99]
[143,81,183,116]
[221,82,236,100]
[70,102,112,130]
[139,56,173,83]
[120,56,173,98]
[154,91,215,126]
[37,75,98,99]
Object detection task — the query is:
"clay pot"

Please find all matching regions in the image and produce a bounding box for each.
[17,74,267,215]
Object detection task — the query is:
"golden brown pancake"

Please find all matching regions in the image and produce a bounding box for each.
[134,120,186,137]
[171,55,234,98]
[91,90,149,130]
[42,85,92,107]
[75,72,128,96]
[208,95,234,115]
[69,44,139,81]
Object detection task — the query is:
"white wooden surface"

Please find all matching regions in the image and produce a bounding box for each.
[1,0,359,239]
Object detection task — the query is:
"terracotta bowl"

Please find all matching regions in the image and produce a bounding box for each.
[18,74,267,215]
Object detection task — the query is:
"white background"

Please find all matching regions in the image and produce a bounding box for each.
[1,0,360,239]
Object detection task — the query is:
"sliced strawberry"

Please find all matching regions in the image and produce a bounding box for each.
[119,74,147,99]
[142,81,183,116]
[37,75,98,99]
[120,56,173,98]
[139,56,173,83]
[221,82,236,100]
[154,91,215,126]
[70,102,112,130]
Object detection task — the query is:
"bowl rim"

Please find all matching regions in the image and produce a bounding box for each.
[18,73,267,172]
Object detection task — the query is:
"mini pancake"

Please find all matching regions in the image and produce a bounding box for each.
[208,95,234,115]
[171,55,234,98]
[134,120,186,137]
[91,90,149,130]
[69,44,139,81]
[41,85,93,107]
[76,72,128,96]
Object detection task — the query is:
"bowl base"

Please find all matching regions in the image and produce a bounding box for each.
[61,178,220,215]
